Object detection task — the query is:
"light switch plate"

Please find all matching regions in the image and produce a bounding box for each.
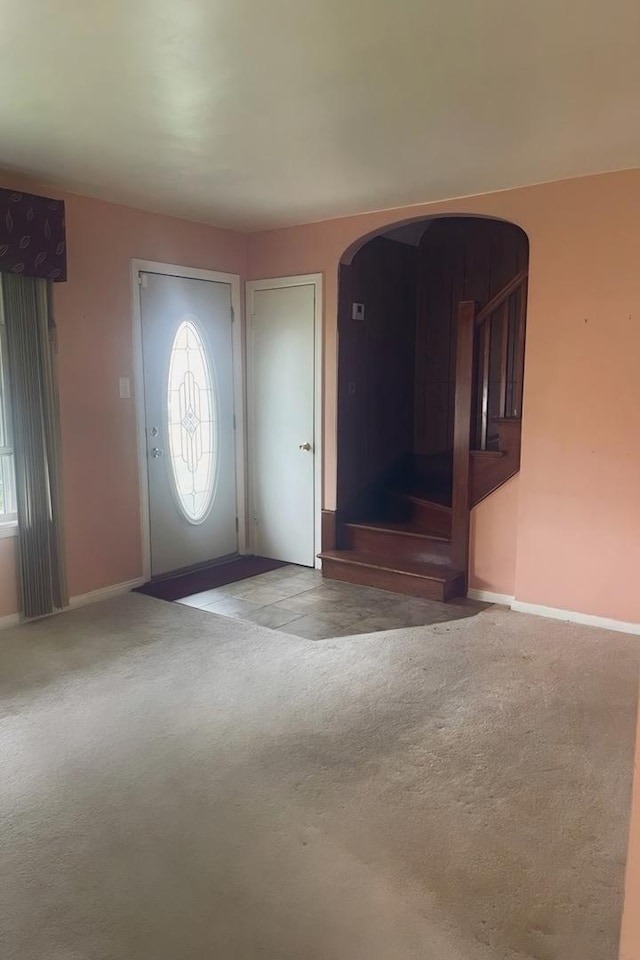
[352,302,365,321]
[119,377,131,399]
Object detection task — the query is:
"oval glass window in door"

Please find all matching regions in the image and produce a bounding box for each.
[166,318,218,523]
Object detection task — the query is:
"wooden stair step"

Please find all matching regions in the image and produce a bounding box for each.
[318,550,465,602]
[387,490,452,537]
[347,518,449,540]
[391,484,452,508]
[343,519,451,563]
[391,490,452,509]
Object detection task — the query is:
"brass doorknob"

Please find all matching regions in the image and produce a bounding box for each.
[299,442,312,451]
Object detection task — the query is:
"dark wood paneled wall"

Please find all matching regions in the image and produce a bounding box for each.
[336,218,529,519]
[414,218,528,455]
[337,237,418,518]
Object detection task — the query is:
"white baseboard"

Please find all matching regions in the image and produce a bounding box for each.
[69,577,145,609]
[0,612,20,630]
[467,589,640,636]
[467,588,515,605]
[0,577,145,630]
[510,599,640,636]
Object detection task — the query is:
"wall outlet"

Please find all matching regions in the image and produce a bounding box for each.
[119,377,131,399]
[352,302,365,321]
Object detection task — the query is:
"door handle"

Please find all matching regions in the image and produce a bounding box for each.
[299,442,312,451]
[150,447,163,458]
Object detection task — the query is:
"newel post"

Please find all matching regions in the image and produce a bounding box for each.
[451,300,476,579]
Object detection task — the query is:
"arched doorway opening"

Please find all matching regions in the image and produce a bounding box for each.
[323,215,529,600]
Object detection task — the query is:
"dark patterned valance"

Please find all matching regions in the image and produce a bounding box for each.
[0,188,66,282]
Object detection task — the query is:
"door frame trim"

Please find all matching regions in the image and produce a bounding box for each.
[131,259,246,582]
[246,274,323,569]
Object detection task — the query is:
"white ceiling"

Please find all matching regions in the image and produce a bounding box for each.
[1,0,639,230]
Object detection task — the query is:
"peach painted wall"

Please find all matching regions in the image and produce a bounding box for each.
[0,185,246,616]
[620,704,640,960]
[248,168,640,620]
[1,168,639,622]
[469,477,519,597]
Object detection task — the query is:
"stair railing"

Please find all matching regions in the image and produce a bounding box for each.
[474,267,528,450]
[451,268,528,577]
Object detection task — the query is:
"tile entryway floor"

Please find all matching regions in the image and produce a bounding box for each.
[177,564,487,639]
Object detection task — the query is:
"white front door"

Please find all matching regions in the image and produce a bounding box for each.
[248,279,319,567]
[140,272,238,577]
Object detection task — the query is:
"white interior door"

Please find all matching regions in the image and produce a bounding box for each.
[140,272,238,577]
[249,281,318,567]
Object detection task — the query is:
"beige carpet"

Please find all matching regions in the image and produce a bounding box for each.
[0,594,637,960]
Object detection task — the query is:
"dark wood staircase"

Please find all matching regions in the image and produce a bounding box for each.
[327,489,459,599]
[321,267,528,602]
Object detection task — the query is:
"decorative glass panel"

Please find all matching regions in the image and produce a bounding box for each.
[166,318,218,523]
